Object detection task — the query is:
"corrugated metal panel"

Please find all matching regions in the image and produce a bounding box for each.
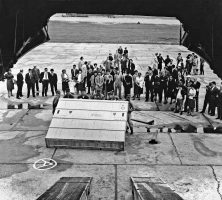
[36,177,92,200]
[131,177,184,200]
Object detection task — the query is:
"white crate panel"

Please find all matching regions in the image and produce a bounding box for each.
[50,118,126,131]
[46,128,125,142]
[54,109,127,121]
[57,99,128,112]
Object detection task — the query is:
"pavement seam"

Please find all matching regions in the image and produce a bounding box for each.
[0,163,222,166]
[51,148,57,159]
[10,109,30,130]
[210,165,222,200]
[114,164,118,200]
[168,132,183,165]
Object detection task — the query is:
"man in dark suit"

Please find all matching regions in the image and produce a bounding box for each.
[32,66,40,95]
[209,81,219,116]
[40,68,50,97]
[193,78,201,112]
[49,69,58,96]
[25,69,35,98]
[157,53,164,71]
[200,82,212,114]
[16,69,24,99]
[144,71,154,102]
[128,59,135,75]
[71,64,79,94]
[71,64,79,80]
[123,70,133,99]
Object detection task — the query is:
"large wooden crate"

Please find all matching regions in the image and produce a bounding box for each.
[46,99,128,151]
[131,177,184,200]
[36,177,92,200]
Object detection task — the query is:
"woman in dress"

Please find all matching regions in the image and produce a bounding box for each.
[61,69,69,96]
[4,69,14,98]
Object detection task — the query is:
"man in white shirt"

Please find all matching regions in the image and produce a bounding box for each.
[81,62,87,87]
[40,68,50,97]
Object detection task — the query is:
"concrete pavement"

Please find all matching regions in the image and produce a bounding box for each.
[0,43,221,199]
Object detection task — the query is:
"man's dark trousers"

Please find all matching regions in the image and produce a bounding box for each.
[42,80,49,96]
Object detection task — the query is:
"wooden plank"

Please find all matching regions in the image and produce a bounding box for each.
[46,128,125,142]
[49,118,126,131]
[59,177,92,183]
[57,99,128,112]
[37,177,92,200]
[131,177,184,200]
[132,177,165,184]
[54,109,127,121]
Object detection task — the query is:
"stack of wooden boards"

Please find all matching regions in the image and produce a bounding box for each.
[45,99,128,151]
[131,177,184,200]
[37,177,92,200]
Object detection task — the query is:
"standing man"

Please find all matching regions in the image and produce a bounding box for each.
[128,59,135,75]
[71,64,79,80]
[121,57,127,74]
[71,64,79,94]
[144,71,154,102]
[40,68,50,97]
[32,66,40,96]
[82,61,88,87]
[200,57,205,75]
[49,69,58,96]
[16,69,24,99]
[193,77,201,112]
[159,71,168,104]
[123,47,128,58]
[95,71,104,96]
[118,46,123,57]
[25,69,35,98]
[114,70,123,99]
[176,53,183,66]
[132,70,138,100]
[209,81,219,116]
[164,55,171,67]
[157,53,164,71]
[200,82,212,114]
[123,70,133,99]
[86,68,93,94]
[126,94,135,135]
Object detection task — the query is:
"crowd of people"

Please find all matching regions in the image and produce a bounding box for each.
[3,45,222,121]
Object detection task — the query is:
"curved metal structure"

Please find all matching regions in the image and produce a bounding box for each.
[0,0,221,78]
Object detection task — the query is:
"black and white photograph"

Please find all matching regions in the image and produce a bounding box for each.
[0,1,222,199]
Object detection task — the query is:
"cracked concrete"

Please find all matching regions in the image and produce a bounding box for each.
[211,166,222,200]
